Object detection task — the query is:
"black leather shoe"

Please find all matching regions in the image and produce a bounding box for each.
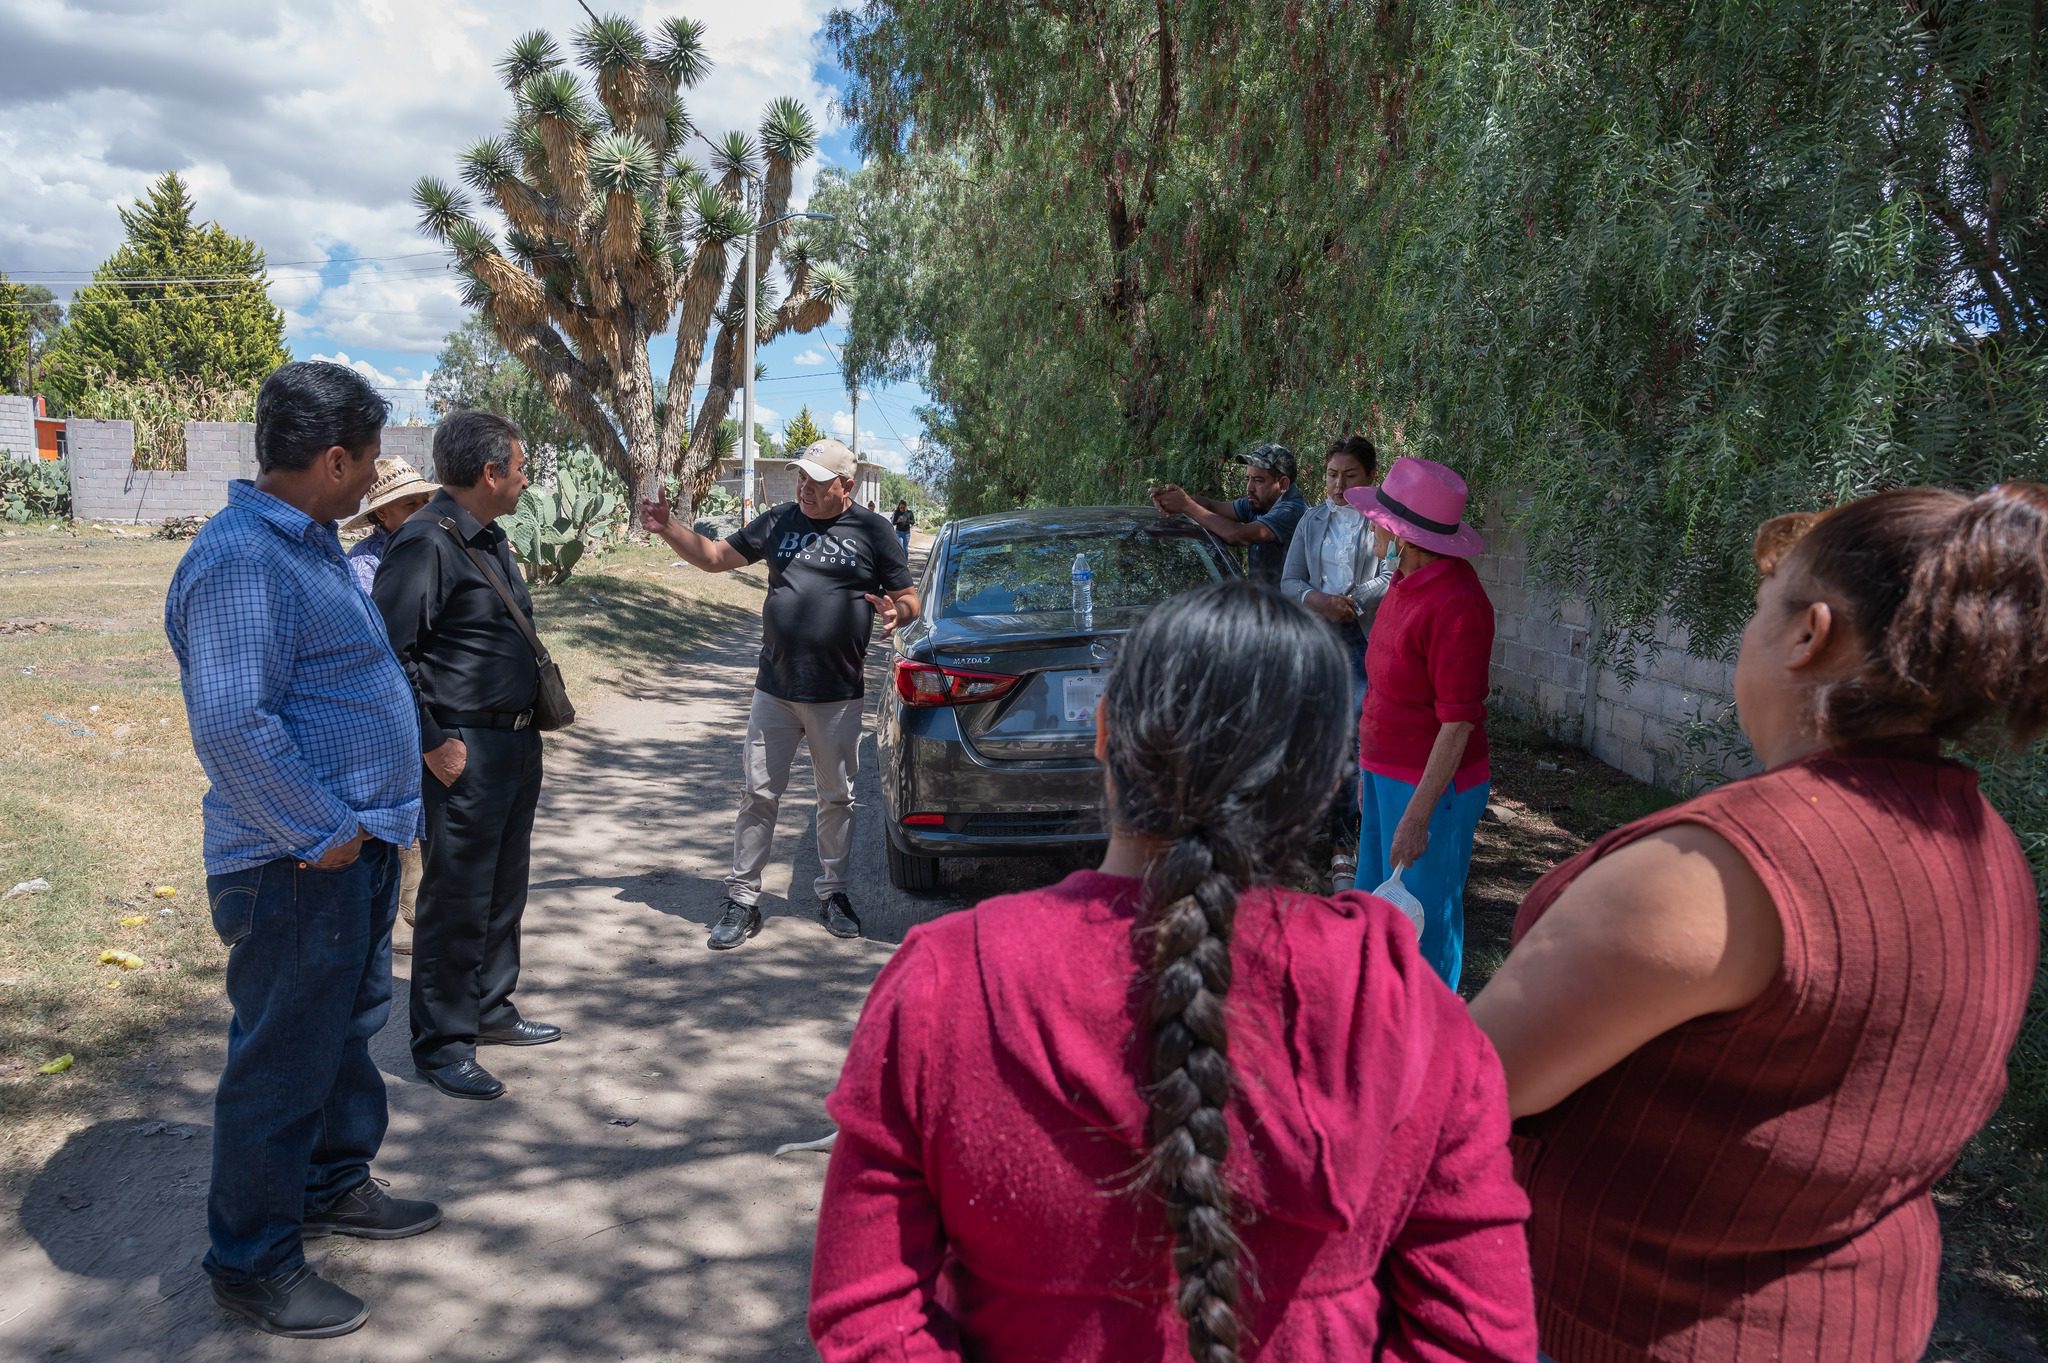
[212,1264,368,1338]
[303,1177,442,1241]
[416,1057,505,1101]
[477,1018,562,1046]
[707,898,762,950]
[820,893,863,940]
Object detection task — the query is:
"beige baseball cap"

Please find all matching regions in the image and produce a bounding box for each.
[790,437,858,483]
[341,457,439,533]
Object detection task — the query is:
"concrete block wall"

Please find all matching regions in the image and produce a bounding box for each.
[1472,504,1749,791]
[67,420,439,524]
[0,395,34,462]
[380,426,434,473]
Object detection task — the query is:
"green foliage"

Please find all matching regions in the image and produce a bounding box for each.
[505,448,626,584]
[1969,746,2048,1232]
[0,458,69,522]
[38,174,288,413]
[879,469,943,524]
[827,1,2047,651]
[0,274,30,392]
[65,370,259,471]
[782,404,826,452]
[426,317,584,453]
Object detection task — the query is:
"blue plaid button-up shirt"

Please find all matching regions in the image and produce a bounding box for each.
[166,480,424,874]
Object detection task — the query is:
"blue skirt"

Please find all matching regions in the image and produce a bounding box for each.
[1355,770,1491,989]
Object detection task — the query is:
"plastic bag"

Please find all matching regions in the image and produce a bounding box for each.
[1371,865,1428,935]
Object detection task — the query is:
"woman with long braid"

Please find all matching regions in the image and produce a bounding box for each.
[810,580,1535,1361]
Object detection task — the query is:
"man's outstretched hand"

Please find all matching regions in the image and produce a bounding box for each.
[864,592,902,635]
[638,497,671,536]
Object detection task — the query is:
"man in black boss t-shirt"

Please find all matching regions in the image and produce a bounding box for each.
[640,438,918,950]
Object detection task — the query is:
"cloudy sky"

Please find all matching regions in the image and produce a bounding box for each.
[0,0,928,471]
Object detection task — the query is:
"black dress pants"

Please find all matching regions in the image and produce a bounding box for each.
[411,724,544,1069]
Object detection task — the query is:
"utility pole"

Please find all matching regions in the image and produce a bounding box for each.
[849,382,858,464]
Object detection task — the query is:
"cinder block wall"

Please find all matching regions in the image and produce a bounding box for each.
[1472,505,1748,791]
[0,395,35,461]
[380,426,434,474]
[67,421,439,524]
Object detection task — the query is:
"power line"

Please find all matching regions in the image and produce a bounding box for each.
[817,332,924,458]
[6,267,451,290]
[3,250,450,277]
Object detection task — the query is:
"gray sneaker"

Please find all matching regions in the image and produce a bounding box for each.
[708,898,762,950]
[821,893,863,940]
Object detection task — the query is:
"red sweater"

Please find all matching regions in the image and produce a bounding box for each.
[810,871,1537,1361]
[1361,557,1494,791]
[1510,743,2039,1362]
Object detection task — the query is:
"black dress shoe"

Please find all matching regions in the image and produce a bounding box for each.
[707,898,762,950]
[303,1177,442,1241]
[477,1018,562,1046]
[416,1057,505,1101]
[820,892,863,940]
[212,1264,368,1338]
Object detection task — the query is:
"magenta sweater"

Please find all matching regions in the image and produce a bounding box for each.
[810,870,1537,1361]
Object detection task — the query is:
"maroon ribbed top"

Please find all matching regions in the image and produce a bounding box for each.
[1509,741,2039,1363]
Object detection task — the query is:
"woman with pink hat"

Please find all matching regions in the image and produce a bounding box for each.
[1343,456,1494,987]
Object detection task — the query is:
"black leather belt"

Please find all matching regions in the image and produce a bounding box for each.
[432,707,534,731]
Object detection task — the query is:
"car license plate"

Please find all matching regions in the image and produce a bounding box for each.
[1062,671,1106,724]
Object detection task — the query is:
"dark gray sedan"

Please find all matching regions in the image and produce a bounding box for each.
[878,505,1241,891]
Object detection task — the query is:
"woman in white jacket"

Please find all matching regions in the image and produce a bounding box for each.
[1280,435,1392,891]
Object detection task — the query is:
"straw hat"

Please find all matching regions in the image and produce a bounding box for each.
[342,457,439,533]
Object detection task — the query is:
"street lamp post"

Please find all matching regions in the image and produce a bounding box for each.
[739,206,836,521]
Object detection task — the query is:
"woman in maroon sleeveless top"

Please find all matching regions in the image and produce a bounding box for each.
[1471,484,2047,1362]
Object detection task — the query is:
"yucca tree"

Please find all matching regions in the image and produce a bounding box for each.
[412,15,849,506]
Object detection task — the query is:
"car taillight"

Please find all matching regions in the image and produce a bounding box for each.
[894,659,1021,707]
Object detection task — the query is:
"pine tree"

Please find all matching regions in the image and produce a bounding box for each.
[782,404,825,452]
[39,174,289,412]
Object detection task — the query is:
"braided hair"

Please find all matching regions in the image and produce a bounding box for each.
[1102,579,1353,1362]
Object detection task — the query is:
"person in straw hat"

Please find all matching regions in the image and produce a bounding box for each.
[342,457,438,955]
[342,457,438,595]
[1343,456,1495,989]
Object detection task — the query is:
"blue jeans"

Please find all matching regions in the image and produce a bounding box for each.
[1357,772,1490,989]
[203,841,398,1284]
[897,531,911,552]
[1332,645,1371,846]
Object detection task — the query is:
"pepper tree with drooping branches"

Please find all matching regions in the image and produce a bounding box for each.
[411,14,850,507]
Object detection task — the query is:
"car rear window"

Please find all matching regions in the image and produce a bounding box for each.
[943,529,1227,616]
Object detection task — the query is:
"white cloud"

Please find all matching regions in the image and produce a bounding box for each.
[823,408,910,470]
[791,348,826,366]
[0,1,841,363]
[309,350,435,422]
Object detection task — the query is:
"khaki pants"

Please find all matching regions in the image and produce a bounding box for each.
[727,689,865,907]
[392,842,423,954]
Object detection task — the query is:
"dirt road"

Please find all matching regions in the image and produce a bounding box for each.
[0,597,1059,1362]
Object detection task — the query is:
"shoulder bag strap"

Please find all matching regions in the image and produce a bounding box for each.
[437,516,554,666]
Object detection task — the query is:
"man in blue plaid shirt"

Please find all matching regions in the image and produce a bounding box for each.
[165,362,442,1340]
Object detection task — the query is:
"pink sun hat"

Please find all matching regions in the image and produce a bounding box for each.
[1343,456,1486,558]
